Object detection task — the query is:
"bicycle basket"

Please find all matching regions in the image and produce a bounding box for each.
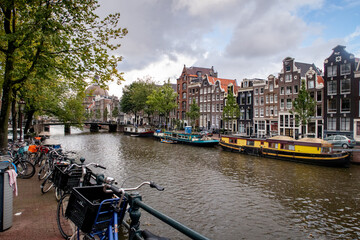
[52,165,83,191]
[65,186,127,233]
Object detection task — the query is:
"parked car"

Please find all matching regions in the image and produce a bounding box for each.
[323,135,356,149]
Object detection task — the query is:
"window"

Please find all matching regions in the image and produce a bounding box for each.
[280,87,284,95]
[327,65,337,77]
[340,79,350,94]
[240,109,245,120]
[240,93,246,104]
[182,101,186,109]
[340,63,351,75]
[266,107,269,116]
[286,86,292,94]
[341,98,350,112]
[327,118,336,131]
[308,80,314,89]
[216,104,219,112]
[280,99,284,109]
[260,108,264,117]
[182,83,187,89]
[247,93,252,104]
[182,92,187,99]
[220,104,223,111]
[317,105,322,117]
[260,97,264,105]
[328,81,337,95]
[340,118,350,131]
[294,85,298,94]
[274,94,278,103]
[269,143,278,148]
[270,95,273,103]
[269,84,273,92]
[255,88,259,95]
[317,91,322,102]
[328,99,336,112]
[254,108,258,117]
[274,106,278,116]
[285,74,292,82]
[217,94,219,100]
[266,95,269,104]
[254,97,258,106]
[286,99,292,109]
[260,88,264,94]
[246,109,250,119]
[200,88,203,94]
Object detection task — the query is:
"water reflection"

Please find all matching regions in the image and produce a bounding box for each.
[51,126,360,239]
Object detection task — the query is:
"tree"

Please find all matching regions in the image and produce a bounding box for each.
[112,106,119,122]
[290,79,316,136]
[186,99,200,129]
[222,87,240,132]
[120,78,155,125]
[0,1,127,152]
[147,80,177,129]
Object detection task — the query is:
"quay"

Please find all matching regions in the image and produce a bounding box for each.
[0,175,63,240]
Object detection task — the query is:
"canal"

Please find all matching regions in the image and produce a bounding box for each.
[50,126,360,240]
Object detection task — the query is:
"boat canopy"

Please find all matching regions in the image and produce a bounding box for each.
[297,137,332,147]
[268,136,295,141]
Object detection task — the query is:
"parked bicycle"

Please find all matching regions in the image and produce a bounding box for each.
[56,158,106,239]
[62,176,209,240]
[7,142,35,179]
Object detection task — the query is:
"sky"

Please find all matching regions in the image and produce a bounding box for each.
[96,0,360,97]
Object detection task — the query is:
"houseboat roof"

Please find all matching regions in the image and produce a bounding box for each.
[297,138,332,147]
[268,136,295,141]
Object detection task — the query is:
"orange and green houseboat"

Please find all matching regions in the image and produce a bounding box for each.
[220,135,350,167]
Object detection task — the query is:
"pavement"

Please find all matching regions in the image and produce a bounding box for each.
[0,172,64,240]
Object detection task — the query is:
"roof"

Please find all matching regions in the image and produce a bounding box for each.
[294,62,317,78]
[185,66,215,76]
[297,137,332,147]
[85,84,109,97]
[207,76,238,93]
[268,135,295,141]
[317,75,324,85]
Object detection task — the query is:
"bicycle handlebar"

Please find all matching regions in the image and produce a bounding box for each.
[69,162,106,169]
[104,177,165,196]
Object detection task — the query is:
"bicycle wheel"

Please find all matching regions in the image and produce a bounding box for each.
[38,162,50,180]
[41,173,54,194]
[57,194,76,239]
[16,160,35,179]
[55,187,64,202]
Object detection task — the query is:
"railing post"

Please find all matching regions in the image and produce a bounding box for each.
[127,193,142,240]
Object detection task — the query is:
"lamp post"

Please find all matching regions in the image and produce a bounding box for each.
[18,100,25,142]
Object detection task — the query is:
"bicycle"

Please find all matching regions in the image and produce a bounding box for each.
[56,158,106,239]
[7,142,35,179]
[62,174,176,240]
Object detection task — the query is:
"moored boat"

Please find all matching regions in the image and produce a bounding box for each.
[160,138,176,144]
[123,126,154,137]
[158,131,219,147]
[220,135,350,167]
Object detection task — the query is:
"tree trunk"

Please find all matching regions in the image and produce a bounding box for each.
[24,109,35,136]
[11,99,17,141]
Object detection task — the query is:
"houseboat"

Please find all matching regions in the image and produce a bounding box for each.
[220,135,350,167]
[156,131,219,147]
[123,126,154,137]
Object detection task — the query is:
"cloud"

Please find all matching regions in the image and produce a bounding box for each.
[97,0,359,98]
[225,12,307,58]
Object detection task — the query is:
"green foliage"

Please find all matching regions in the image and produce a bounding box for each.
[0,1,127,151]
[119,77,156,123]
[290,79,316,126]
[186,99,200,128]
[112,106,119,119]
[222,89,240,122]
[146,80,177,128]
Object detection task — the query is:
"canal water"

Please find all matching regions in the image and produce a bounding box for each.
[50,126,360,240]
